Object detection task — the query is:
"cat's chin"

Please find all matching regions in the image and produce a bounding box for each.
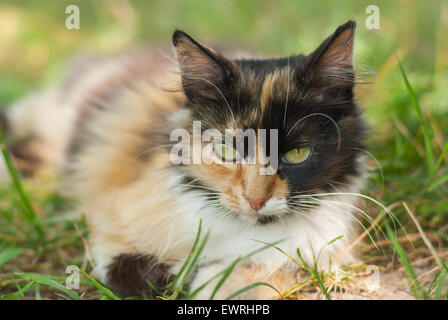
[240,213,280,225]
[227,209,280,225]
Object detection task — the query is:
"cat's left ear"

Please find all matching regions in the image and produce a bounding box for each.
[172,30,236,101]
[299,20,356,95]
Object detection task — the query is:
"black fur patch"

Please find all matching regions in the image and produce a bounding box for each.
[7,137,41,177]
[172,21,367,215]
[106,254,173,298]
[257,214,279,224]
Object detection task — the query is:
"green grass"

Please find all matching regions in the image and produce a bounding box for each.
[1,0,448,300]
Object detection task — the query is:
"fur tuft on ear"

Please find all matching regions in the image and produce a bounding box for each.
[299,20,356,93]
[172,30,235,101]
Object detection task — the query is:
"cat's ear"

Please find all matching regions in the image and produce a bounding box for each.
[299,20,356,95]
[172,30,235,101]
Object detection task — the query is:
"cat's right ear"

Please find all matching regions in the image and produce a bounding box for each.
[172,30,235,101]
[298,21,356,97]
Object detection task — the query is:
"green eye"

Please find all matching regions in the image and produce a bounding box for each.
[282,147,311,164]
[214,143,240,161]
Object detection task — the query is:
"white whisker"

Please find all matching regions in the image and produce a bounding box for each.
[282,57,291,128]
[286,113,342,150]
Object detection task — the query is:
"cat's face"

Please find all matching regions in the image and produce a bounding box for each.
[172,21,366,224]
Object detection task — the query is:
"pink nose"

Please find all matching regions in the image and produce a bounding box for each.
[244,196,268,211]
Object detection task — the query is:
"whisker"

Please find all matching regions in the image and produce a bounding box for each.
[177,183,220,193]
[304,195,387,240]
[117,143,175,169]
[185,75,236,126]
[305,196,382,252]
[352,147,385,194]
[282,57,291,128]
[286,113,342,151]
[301,192,416,254]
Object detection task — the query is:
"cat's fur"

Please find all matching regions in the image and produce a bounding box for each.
[1,20,368,299]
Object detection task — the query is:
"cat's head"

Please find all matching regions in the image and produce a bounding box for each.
[170,20,367,224]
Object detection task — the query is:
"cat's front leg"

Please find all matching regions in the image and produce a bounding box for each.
[190,262,297,300]
[105,253,174,298]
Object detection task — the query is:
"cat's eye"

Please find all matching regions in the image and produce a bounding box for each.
[281,147,311,164]
[214,143,240,162]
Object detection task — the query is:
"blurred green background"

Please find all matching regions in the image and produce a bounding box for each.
[0,0,446,104]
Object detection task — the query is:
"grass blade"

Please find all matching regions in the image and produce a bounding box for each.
[0,247,24,268]
[434,140,448,174]
[428,173,448,191]
[173,231,209,299]
[209,258,240,300]
[15,273,81,300]
[145,279,162,297]
[403,202,448,274]
[297,248,331,300]
[188,240,282,300]
[433,258,448,300]
[208,240,285,300]
[4,281,34,300]
[396,58,434,176]
[1,147,45,238]
[253,239,332,299]
[225,282,280,300]
[78,269,121,300]
[384,220,424,299]
[166,219,203,294]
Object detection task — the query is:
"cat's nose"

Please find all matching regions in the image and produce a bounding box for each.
[244,196,268,211]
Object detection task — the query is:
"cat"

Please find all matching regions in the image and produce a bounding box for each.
[0,20,369,299]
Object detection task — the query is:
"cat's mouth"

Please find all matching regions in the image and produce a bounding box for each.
[237,209,283,225]
[256,214,279,224]
[217,195,289,225]
[227,208,281,225]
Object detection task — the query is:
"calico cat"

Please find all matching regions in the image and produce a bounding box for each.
[1,20,368,299]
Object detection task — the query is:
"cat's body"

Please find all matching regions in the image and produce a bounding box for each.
[1,21,369,299]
